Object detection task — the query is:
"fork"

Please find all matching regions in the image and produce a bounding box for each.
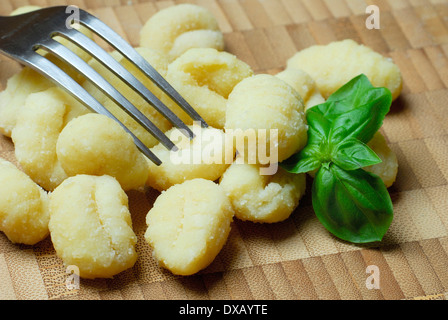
[0,6,208,165]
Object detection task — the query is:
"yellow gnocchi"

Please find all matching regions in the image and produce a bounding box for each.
[286,39,402,101]
[364,132,398,188]
[225,74,308,164]
[162,48,253,129]
[145,179,233,276]
[146,124,234,192]
[11,87,89,191]
[276,68,325,111]
[49,175,138,279]
[220,160,306,223]
[56,113,149,192]
[0,158,50,245]
[140,4,224,62]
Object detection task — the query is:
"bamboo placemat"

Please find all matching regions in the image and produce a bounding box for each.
[1,0,448,300]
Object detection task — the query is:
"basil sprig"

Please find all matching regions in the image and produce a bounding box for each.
[281,74,394,243]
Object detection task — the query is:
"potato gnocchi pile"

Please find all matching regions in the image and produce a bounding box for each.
[0,4,401,278]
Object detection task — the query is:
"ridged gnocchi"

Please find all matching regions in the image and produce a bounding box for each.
[220,160,306,223]
[287,39,402,101]
[56,113,149,192]
[49,175,138,279]
[145,179,233,276]
[146,124,234,192]
[140,4,224,62]
[225,74,308,164]
[11,87,89,191]
[163,48,253,129]
[0,158,50,245]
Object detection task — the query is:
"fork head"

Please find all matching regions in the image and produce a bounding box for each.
[0,6,208,165]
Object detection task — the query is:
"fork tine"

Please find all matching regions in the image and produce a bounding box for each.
[24,51,162,166]
[77,9,208,128]
[39,38,178,152]
[57,27,196,139]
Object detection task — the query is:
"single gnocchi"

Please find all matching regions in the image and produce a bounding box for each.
[220,160,306,223]
[56,113,149,192]
[145,179,234,276]
[276,68,325,111]
[11,87,89,191]
[286,39,402,101]
[162,48,253,129]
[364,132,398,188]
[146,124,234,191]
[140,4,224,62]
[225,74,308,164]
[0,158,50,245]
[49,175,138,279]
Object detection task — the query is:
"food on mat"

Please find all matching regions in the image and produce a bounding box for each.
[56,113,149,192]
[49,175,138,279]
[287,39,402,101]
[140,4,225,62]
[0,158,50,245]
[145,179,233,276]
[0,2,404,278]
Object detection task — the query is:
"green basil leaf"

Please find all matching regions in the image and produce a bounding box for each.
[281,142,322,173]
[312,164,393,243]
[332,138,382,171]
[280,154,321,174]
[310,74,391,123]
[328,90,391,144]
[305,107,332,144]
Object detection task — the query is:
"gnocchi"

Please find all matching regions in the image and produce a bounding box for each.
[220,160,306,223]
[49,175,138,279]
[140,4,224,62]
[286,39,402,101]
[0,158,50,245]
[276,68,325,111]
[146,124,234,192]
[11,87,89,191]
[162,48,253,129]
[225,74,308,164]
[364,132,398,188]
[56,113,149,192]
[145,179,233,276]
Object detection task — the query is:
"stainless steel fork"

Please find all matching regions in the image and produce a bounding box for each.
[0,6,208,165]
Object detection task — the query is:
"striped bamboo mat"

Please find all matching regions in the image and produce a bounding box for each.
[1,0,448,300]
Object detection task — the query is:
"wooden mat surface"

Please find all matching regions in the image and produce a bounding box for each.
[1,0,448,300]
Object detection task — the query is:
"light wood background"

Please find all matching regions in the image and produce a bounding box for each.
[1,0,448,300]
